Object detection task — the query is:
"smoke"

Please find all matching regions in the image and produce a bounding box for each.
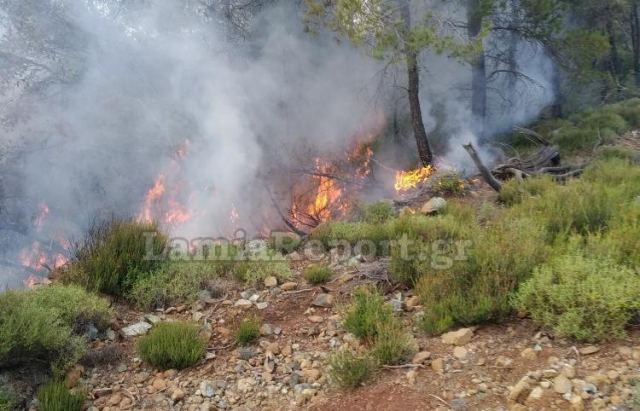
[0,1,382,286]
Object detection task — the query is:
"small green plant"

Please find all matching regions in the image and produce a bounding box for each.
[432,172,465,195]
[360,201,397,224]
[0,284,112,374]
[371,322,416,365]
[0,386,15,411]
[234,314,261,346]
[342,287,393,340]
[65,218,168,297]
[515,253,640,342]
[137,322,206,369]
[328,350,376,389]
[37,381,84,411]
[303,265,333,284]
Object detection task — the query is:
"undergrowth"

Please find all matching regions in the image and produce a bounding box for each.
[137,322,206,370]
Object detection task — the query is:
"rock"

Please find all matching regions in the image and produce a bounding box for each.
[412,351,431,364]
[171,388,185,403]
[108,393,123,406]
[65,365,83,388]
[266,342,280,355]
[553,375,572,394]
[421,197,447,214]
[561,365,575,379]
[264,276,278,288]
[237,377,255,393]
[579,345,600,355]
[121,322,152,337]
[312,293,334,308]
[585,373,609,390]
[404,295,420,309]
[152,378,167,391]
[582,383,597,395]
[453,347,468,360]
[441,328,473,346]
[197,290,213,302]
[308,315,324,323]
[144,314,162,325]
[508,379,531,403]
[193,311,204,322]
[569,395,584,411]
[520,348,537,360]
[281,282,298,291]
[526,386,544,403]
[406,370,417,385]
[256,302,269,310]
[303,369,321,382]
[431,358,444,373]
[200,381,215,398]
[234,299,252,308]
[259,323,274,336]
[495,355,513,368]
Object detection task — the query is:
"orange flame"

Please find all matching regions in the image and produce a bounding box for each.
[394,165,434,192]
[308,159,343,222]
[34,203,49,231]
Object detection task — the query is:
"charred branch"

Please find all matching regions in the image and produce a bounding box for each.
[463,143,503,192]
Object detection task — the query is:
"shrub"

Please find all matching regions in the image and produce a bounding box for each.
[498,176,556,206]
[129,262,226,309]
[328,350,376,389]
[267,232,302,254]
[0,285,112,374]
[360,201,397,224]
[234,315,261,346]
[303,265,333,284]
[137,322,206,370]
[37,381,84,411]
[371,322,416,365]
[431,172,465,195]
[342,287,393,340]
[0,387,14,411]
[232,258,292,285]
[595,146,640,162]
[514,254,640,342]
[65,219,168,297]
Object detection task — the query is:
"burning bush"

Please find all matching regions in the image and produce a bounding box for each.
[0,284,112,374]
[64,219,168,297]
[37,381,84,411]
[515,253,640,342]
[137,322,206,370]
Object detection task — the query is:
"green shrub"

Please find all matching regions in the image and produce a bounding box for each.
[0,387,15,411]
[137,322,206,370]
[551,126,598,151]
[514,254,640,342]
[498,176,556,206]
[328,350,376,389]
[360,201,397,224]
[65,219,168,297]
[595,146,640,162]
[0,285,112,374]
[342,287,393,340]
[234,315,261,346]
[37,381,84,411]
[231,258,292,285]
[431,172,465,195]
[371,322,416,365]
[267,232,302,254]
[129,262,226,309]
[303,265,333,284]
[310,221,393,255]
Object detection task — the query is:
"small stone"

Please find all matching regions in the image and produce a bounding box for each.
[421,197,447,214]
[406,370,417,385]
[495,355,513,368]
[264,276,278,288]
[404,295,420,309]
[65,365,83,388]
[582,383,597,395]
[266,342,280,355]
[540,381,551,389]
[171,388,185,403]
[308,315,324,323]
[412,351,431,364]
[281,282,298,291]
[569,395,584,411]
[527,386,544,403]
[303,369,321,382]
[120,322,152,337]
[520,348,537,360]
[260,323,274,336]
[237,377,255,393]
[441,328,474,346]
[579,346,600,355]
[108,393,122,406]
[453,347,468,360]
[553,375,572,394]
[152,378,167,391]
[312,293,334,308]
[508,380,531,403]
[256,302,269,310]
[193,311,204,322]
[144,314,162,324]
[234,299,252,308]
[200,381,215,398]
[431,358,444,373]
[561,365,576,379]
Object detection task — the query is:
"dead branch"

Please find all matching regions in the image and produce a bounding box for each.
[264,185,308,237]
[463,143,503,192]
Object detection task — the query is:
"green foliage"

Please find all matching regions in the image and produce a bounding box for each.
[37,381,84,411]
[359,201,397,224]
[234,315,261,346]
[129,262,226,309]
[303,265,333,284]
[371,322,415,365]
[498,175,556,206]
[0,387,14,411]
[267,232,302,254]
[65,219,167,297]
[231,258,292,285]
[328,350,376,389]
[595,146,640,162]
[137,322,206,370]
[0,285,112,374]
[514,253,640,342]
[342,287,393,340]
[431,172,466,195]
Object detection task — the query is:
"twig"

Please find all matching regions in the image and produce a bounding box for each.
[208,343,234,351]
[382,363,425,369]
[283,287,315,295]
[428,393,452,409]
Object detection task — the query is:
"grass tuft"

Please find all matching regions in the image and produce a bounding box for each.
[328,350,376,389]
[234,314,261,346]
[303,265,333,284]
[37,381,84,411]
[342,287,393,340]
[137,322,206,370]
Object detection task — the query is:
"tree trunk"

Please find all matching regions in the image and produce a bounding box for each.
[468,0,487,141]
[605,5,621,80]
[399,0,433,166]
[632,0,640,87]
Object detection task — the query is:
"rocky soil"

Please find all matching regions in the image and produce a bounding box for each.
[46,252,640,411]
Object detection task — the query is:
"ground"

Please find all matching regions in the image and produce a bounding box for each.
[75,253,640,411]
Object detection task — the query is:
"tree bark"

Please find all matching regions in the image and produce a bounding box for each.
[463,143,502,192]
[605,5,621,80]
[399,0,433,166]
[468,0,487,141]
[631,0,640,87]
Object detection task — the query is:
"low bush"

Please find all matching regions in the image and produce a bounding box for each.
[37,381,84,411]
[498,176,556,206]
[431,172,465,195]
[0,285,112,374]
[267,232,302,254]
[359,201,397,224]
[342,287,393,340]
[328,350,376,389]
[371,322,416,365]
[514,253,640,342]
[0,387,14,411]
[303,265,333,284]
[234,315,261,346]
[137,322,206,370]
[65,218,167,297]
[595,146,640,162]
[231,258,292,285]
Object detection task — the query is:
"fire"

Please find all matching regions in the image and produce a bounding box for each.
[394,165,434,192]
[33,203,49,231]
[23,274,51,289]
[19,241,68,272]
[307,159,343,222]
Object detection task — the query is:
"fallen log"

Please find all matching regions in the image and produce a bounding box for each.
[463,143,503,192]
